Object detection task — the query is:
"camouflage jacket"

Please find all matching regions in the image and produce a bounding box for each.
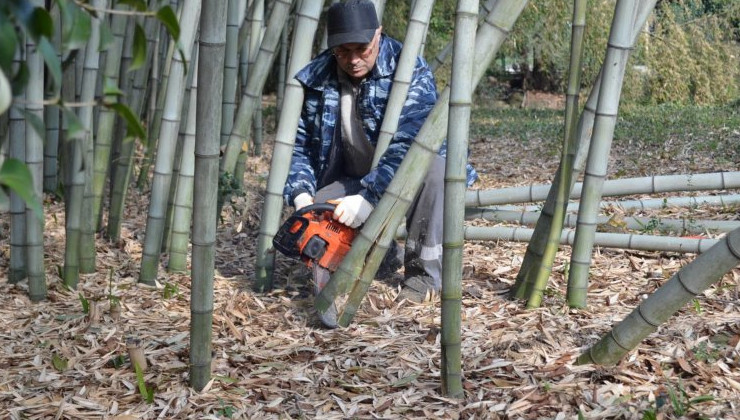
[284,35,477,207]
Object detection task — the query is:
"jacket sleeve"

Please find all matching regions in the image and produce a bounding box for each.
[360,59,438,206]
[283,87,319,205]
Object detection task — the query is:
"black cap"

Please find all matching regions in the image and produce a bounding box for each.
[327,0,379,50]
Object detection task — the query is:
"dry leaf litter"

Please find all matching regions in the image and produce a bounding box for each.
[1,110,739,419]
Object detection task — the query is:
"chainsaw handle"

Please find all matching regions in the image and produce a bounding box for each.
[294,202,336,217]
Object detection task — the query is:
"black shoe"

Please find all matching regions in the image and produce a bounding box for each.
[376,241,404,279]
[396,275,437,303]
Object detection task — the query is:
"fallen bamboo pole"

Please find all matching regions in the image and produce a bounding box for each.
[466,172,740,206]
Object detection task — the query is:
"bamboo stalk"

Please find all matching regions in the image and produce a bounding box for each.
[25,3,46,300]
[577,227,740,366]
[108,16,158,241]
[441,0,477,399]
[220,0,240,147]
[168,46,199,273]
[466,208,740,234]
[566,0,639,309]
[220,0,293,177]
[253,0,324,290]
[461,225,719,253]
[521,0,587,307]
[371,0,434,169]
[78,0,107,274]
[139,0,201,285]
[92,7,128,228]
[484,194,740,213]
[513,0,658,299]
[9,78,27,284]
[190,0,226,391]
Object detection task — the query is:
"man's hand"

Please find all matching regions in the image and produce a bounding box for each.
[333,195,373,228]
[293,193,314,211]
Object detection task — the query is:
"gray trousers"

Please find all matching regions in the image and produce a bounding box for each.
[314,155,445,289]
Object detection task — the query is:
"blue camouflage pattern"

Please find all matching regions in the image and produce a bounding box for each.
[284,35,477,207]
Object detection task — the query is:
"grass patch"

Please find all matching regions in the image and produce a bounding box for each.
[470,107,564,143]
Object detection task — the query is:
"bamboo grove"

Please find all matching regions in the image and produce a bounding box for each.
[1,0,738,394]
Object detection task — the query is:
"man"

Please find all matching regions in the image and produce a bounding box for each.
[283,0,477,305]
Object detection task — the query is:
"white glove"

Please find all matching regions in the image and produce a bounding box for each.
[333,195,373,228]
[293,193,314,211]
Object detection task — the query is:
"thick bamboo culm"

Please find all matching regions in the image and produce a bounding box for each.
[441,0,478,399]
[465,208,740,234]
[491,194,740,213]
[467,171,740,207]
[253,0,324,290]
[462,226,719,254]
[577,227,740,366]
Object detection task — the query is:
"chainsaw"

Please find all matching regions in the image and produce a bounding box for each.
[273,203,356,327]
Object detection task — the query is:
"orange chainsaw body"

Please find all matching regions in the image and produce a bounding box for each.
[273,204,356,272]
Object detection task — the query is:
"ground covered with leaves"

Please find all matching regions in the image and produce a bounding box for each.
[1,103,739,419]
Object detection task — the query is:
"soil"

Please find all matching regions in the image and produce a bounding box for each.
[1,106,739,419]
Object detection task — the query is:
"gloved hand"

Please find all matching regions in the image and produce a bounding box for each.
[293,193,314,211]
[333,195,373,228]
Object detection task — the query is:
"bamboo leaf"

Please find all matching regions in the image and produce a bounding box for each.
[129,23,147,72]
[26,6,53,40]
[115,0,147,12]
[58,0,92,51]
[37,37,62,94]
[51,353,68,371]
[134,361,154,403]
[0,19,18,72]
[156,5,180,42]
[0,68,10,115]
[0,158,43,220]
[390,373,419,387]
[105,102,146,139]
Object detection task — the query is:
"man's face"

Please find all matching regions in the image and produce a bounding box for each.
[333,27,382,81]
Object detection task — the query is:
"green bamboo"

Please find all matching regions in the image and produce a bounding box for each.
[512,0,658,299]
[92,7,128,228]
[78,0,107,274]
[276,22,288,118]
[466,208,740,235]
[467,171,739,206]
[43,4,62,193]
[441,0,477,399]
[220,0,293,177]
[9,53,26,284]
[316,0,530,327]
[220,0,240,147]
[566,0,639,308]
[108,15,158,241]
[577,227,740,366]
[139,0,201,285]
[25,5,46,300]
[245,0,264,157]
[521,0,587,306]
[253,0,324,290]
[168,47,199,273]
[370,0,435,169]
[481,194,740,214]
[190,0,226,391]
[62,55,84,288]
[461,225,719,253]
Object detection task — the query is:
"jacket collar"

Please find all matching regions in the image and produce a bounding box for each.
[295,35,401,91]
